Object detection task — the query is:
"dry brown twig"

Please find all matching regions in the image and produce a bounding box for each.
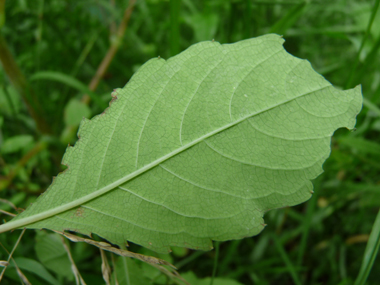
[0,229,31,284]
[53,230,191,284]
[0,210,16,217]
[82,0,137,105]
[100,249,112,285]
[0,199,18,212]
[54,230,176,269]
[60,235,87,285]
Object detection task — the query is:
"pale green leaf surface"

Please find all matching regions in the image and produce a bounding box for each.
[1,34,362,253]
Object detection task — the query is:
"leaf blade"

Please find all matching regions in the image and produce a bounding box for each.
[0,34,362,253]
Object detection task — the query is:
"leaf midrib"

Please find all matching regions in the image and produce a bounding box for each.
[0,84,330,233]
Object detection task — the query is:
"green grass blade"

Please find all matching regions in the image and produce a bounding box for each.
[354,208,380,285]
[174,251,205,269]
[70,32,99,78]
[345,0,380,89]
[338,136,380,156]
[354,33,380,87]
[269,1,308,35]
[297,179,320,266]
[218,240,241,274]
[30,71,107,109]
[272,233,302,285]
[363,97,380,117]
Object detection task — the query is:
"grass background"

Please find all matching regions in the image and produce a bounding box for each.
[0,0,380,284]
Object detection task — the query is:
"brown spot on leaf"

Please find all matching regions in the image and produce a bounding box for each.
[74,207,85,218]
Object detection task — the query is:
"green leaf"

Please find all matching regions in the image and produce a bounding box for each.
[1,135,34,154]
[64,98,91,127]
[35,231,74,280]
[9,257,60,285]
[0,34,362,253]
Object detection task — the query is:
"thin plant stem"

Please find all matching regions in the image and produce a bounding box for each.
[0,141,47,191]
[0,33,51,134]
[0,199,18,211]
[0,242,31,284]
[175,251,205,269]
[170,0,180,56]
[122,257,131,285]
[297,178,320,266]
[210,241,220,285]
[60,235,87,285]
[272,233,302,285]
[0,210,16,217]
[0,229,26,281]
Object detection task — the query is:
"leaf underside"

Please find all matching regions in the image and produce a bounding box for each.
[7,34,362,253]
